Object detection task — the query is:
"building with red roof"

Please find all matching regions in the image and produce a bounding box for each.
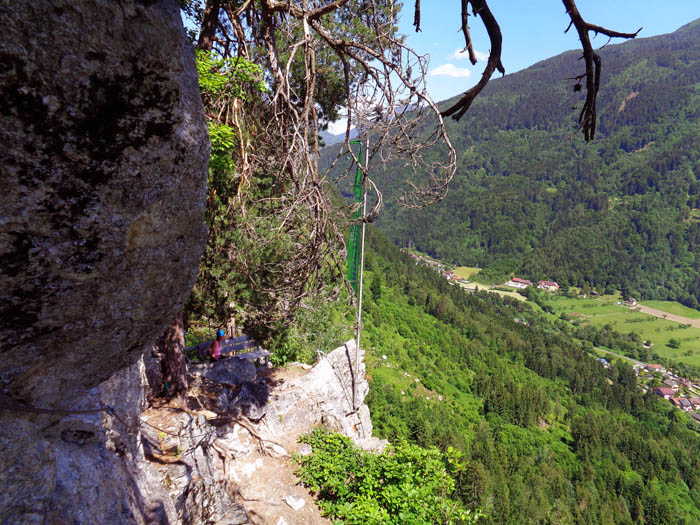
[654,387,675,399]
[537,280,559,291]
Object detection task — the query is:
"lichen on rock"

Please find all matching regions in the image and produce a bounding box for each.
[0,0,209,522]
[0,0,209,406]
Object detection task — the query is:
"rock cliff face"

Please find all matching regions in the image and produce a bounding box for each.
[0,0,209,406]
[0,340,381,524]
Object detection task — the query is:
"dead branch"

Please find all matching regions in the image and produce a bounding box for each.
[561,0,640,140]
[441,0,504,121]
[403,0,641,141]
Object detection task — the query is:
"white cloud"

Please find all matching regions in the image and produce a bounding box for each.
[429,64,472,79]
[449,48,489,62]
[327,118,354,135]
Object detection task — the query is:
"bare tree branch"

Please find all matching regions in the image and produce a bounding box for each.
[561,0,640,140]
[403,0,640,140]
[413,0,421,32]
[460,0,478,65]
[441,0,504,121]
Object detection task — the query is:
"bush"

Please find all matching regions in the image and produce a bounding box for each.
[294,428,480,524]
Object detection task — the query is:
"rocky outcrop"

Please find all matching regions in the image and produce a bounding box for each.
[261,340,375,446]
[0,0,209,407]
[190,357,257,387]
[0,340,382,524]
[0,354,158,524]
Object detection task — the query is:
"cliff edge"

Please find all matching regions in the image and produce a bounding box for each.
[1,340,382,524]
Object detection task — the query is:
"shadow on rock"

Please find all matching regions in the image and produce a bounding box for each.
[228,381,270,421]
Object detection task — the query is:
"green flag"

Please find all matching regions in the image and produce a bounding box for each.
[346,140,363,295]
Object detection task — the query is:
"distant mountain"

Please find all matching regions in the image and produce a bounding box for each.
[373,18,700,306]
[320,127,358,146]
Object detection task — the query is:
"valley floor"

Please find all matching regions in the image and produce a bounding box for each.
[636,303,700,328]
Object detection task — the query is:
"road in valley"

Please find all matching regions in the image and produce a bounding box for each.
[635,304,700,328]
[595,348,645,367]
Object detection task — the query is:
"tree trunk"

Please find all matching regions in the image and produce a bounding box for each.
[226,309,237,338]
[197,0,222,51]
[163,311,188,405]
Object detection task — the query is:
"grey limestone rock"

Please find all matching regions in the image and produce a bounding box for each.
[263,340,375,446]
[0,354,171,524]
[229,380,269,420]
[0,0,208,522]
[0,0,209,408]
[284,495,306,511]
[189,357,257,386]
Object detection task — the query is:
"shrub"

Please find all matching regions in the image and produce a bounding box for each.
[294,428,480,524]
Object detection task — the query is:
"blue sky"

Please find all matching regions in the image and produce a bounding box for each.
[405,1,700,103]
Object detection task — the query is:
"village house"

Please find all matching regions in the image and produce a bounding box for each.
[691,397,700,410]
[668,397,693,412]
[662,378,680,392]
[537,280,559,292]
[505,279,529,289]
[624,297,638,307]
[646,364,666,374]
[654,387,675,400]
[678,377,693,389]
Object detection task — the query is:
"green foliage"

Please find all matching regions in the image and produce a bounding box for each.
[187,49,343,358]
[295,428,480,524]
[268,290,354,366]
[359,227,700,524]
[370,273,382,301]
[196,50,267,102]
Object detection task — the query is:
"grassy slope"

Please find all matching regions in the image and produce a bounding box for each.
[547,296,700,367]
[453,266,481,279]
[642,300,700,319]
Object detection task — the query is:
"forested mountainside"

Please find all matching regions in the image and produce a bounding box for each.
[368,19,700,306]
[360,227,700,524]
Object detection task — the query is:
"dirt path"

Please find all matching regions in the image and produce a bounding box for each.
[635,304,700,328]
[595,347,645,367]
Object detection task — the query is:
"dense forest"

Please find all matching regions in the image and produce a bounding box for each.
[346,19,700,306]
[357,226,700,524]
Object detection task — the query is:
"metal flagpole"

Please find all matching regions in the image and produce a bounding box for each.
[353,137,368,411]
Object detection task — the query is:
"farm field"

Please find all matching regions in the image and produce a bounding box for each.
[456,281,527,301]
[453,266,481,280]
[489,289,527,302]
[546,295,700,367]
[641,300,700,319]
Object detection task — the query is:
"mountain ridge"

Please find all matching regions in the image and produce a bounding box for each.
[372,18,700,306]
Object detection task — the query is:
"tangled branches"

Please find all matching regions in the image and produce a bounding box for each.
[187,0,457,337]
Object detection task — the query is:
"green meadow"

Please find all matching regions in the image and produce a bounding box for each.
[452,266,481,280]
[641,300,700,319]
[545,295,700,367]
